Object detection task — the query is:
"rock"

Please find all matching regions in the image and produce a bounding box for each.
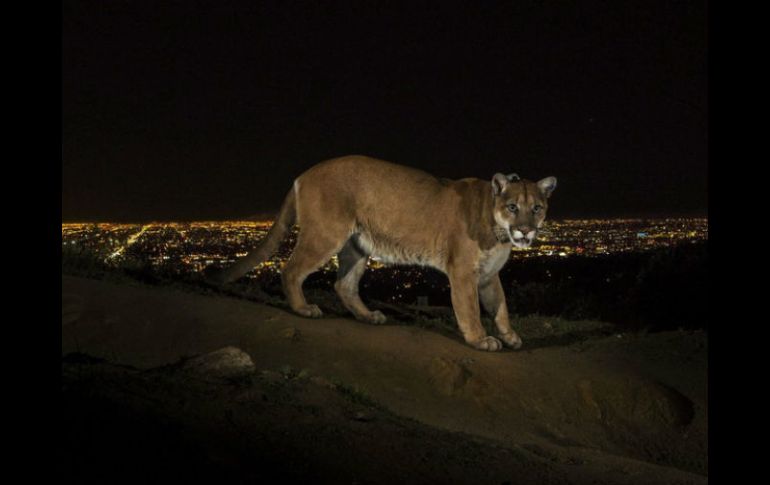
[282,327,301,341]
[182,346,255,377]
[353,411,374,422]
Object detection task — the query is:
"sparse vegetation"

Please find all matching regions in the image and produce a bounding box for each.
[331,380,385,410]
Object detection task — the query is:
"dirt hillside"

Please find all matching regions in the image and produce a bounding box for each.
[62,275,707,484]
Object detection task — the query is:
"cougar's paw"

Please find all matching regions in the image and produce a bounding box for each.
[500,331,523,350]
[472,336,503,352]
[295,304,323,318]
[360,310,387,325]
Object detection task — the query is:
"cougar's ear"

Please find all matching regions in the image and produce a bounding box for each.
[492,173,509,196]
[507,173,520,182]
[537,176,557,198]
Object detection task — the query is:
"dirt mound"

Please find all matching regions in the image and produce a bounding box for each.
[575,378,694,427]
[61,275,707,481]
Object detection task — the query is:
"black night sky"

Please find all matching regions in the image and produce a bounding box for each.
[62,0,707,222]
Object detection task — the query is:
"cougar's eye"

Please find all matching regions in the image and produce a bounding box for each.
[533,205,543,214]
[507,204,518,213]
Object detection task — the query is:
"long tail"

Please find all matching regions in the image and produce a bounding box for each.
[214,188,297,284]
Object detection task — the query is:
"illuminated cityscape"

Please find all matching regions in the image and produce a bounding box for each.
[62,218,707,277]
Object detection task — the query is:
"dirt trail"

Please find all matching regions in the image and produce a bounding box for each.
[62,275,707,483]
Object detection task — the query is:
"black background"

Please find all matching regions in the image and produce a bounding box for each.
[63,0,707,221]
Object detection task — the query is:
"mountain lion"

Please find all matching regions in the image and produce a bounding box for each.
[215,155,557,351]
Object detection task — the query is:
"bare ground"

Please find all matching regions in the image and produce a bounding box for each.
[61,275,707,484]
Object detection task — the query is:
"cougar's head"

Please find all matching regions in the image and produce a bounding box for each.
[491,173,557,249]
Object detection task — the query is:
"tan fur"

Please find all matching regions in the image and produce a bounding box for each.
[219,155,557,351]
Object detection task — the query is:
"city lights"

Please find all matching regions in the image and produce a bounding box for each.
[62,218,707,278]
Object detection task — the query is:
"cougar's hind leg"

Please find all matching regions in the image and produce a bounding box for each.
[334,237,386,324]
[281,221,349,318]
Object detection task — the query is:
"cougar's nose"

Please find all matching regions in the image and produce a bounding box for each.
[517,226,537,242]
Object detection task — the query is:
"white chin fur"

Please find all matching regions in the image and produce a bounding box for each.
[503,225,534,248]
[512,240,532,249]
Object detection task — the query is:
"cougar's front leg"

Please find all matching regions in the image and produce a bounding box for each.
[480,274,523,349]
[447,266,502,352]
